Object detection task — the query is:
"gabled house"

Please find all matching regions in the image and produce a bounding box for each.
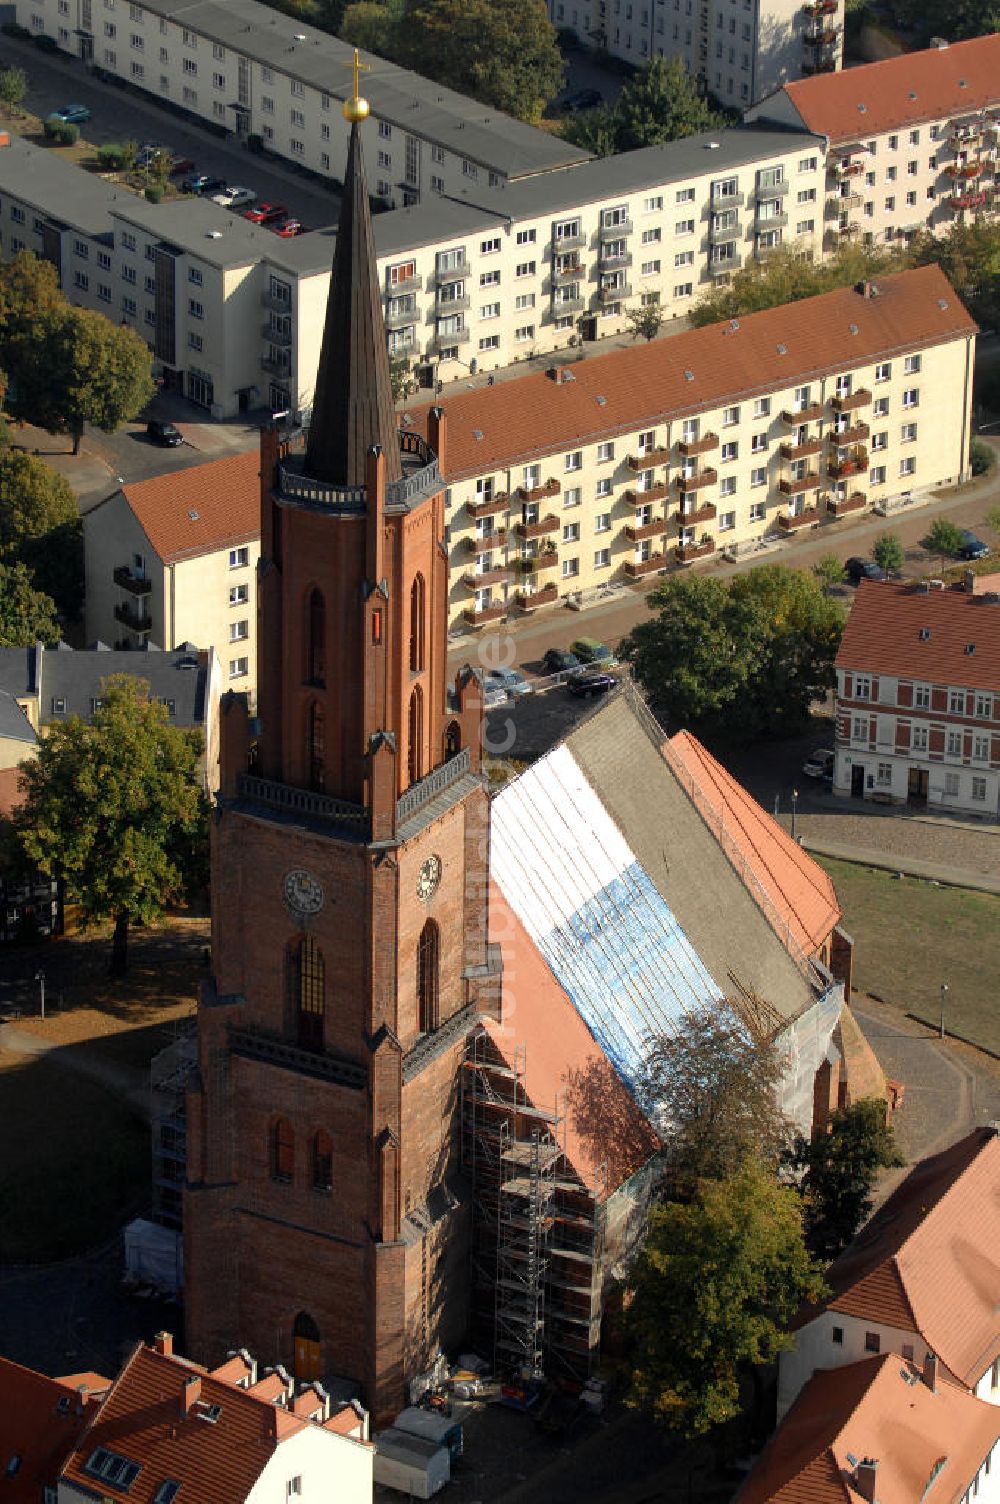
[0,1356,108,1504]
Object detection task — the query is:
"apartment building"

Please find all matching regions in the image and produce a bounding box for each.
[748,32,1000,248]
[83,452,261,697]
[833,577,1000,818]
[17,0,585,206]
[409,264,974,631]
[548,0,841,109]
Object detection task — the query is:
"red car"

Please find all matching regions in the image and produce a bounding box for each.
[272,218,307,237]
[244,201,288,225]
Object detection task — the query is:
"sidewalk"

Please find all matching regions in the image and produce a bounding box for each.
[800,835,1000,895]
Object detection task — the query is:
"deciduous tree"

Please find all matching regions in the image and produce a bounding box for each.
[689,242,909,327]
[872,532,905,575]
[340,0,397,50]
[395,0,564,121]
[813,553,846,593]
[0,64,28,115]
[625,300,664,342]
[14,675,209,976]
[924,517,966,559]
[614,55,724,151]
[0,449,82,618]
[0,561,59,646]
[628,1160,826,1433]
[910,220,1000,331]
[788,1098,903,1260]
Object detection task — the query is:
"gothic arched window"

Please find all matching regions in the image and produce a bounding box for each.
[407,685,424,785]
[409,573,425,673]
[308,588,325,687]
[271,1118,294,1183]
[311,1130,333,1193]
[292,935,325,1050]
[417,920,440,1033]
[309,701,325,793]
[444,720,462,760]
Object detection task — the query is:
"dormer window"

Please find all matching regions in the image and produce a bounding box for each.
[85,1448,141,1491]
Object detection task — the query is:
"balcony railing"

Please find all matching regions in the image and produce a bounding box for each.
[755,178,789,197]
[830,388,872,413]
[516,582,559,610]
[114,601,152,632]
[756,211,788,229]
[467,492,510,519]
[676,432,719,457]
[465,528,507,553]
[624,482,670,504]
[710,191,745,210]
[827,451,867,478]
[261,321,292,347]
[804,23,838,41]
[553,294,585,312]
[675,467,717,492]
[598,283,632,302]
[463,565,508,589]
[626,518,666,541]
[431,328,470,351]
[780,437,824,460]
[832,421,869,445]
[803,0,838,15]
[463,601,507,626]
[436,293,471,312]
[624,553,665,577]
[236,772,368,834]
[950,191,988,210]
[674,501,717,526]
[781,402,825,424]
[384,304,418,330]
[947,161,984,180]
[832,160,865,179]
[386,273,422,295]
[533,547,559,570]
[260,354,292,377]
[552,231,585,251]
[628,447,671,471]
[554,261,583,279]
[802,54,837,73]
[600,250,633,268]
[674,538,716,563]
[516,477,560,503]
[261,289,294,313]
[778,506,821,529]
[778,472,821,495]
[515,513,560,538]
[827,490,867,516]
[599,218,632,239]
[113,565,151,596]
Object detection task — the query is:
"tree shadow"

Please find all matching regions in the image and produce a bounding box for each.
[563,1055,659,1190]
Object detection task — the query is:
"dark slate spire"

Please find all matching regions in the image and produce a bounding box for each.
[304,80,402,487]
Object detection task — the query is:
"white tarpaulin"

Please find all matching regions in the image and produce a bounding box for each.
[124,1217,182,1297]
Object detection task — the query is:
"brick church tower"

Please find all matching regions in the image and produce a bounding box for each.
[183,66,501,1424]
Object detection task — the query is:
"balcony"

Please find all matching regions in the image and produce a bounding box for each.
[827,450,868,478]
[674,501,718,526]
[431,328,470,352]
[831,420,869,445]
[778,472,821,495]
[950,122,983,144]
[756,210,788,229]
[113,564,151,596]
[803,0,838,14]
[552,231,585,251]
[261,289,293,313]
[384,304,418,330]
[830,388,871,413]
[832,159,865,180]
[755,178,789,197]
[553,294,585,312]
[260,353,291,377]
[624,482,670,503]
[780,437,824,460]
[465,528,507,553]
[827,490,867,517]
[386,272,422,295]
[598,283,632,302]
[626,517,666,541]
[463,565,508,589]
[674,538,716,564]
[837,220,861,236]
[628,447,671,471]
[554,260,583,279]
[778,506,821,530]
[516,477,560,504]
[533,546,560,570]
[782,401,825,425]
[516,582,559,610]
[802,52,837,73]
[709,219,741,243]
[261,321,292,346]
[600,249,633,269]
[710,191,745,210]
[434,266,467,290]
[624,552,665,577]
[466,491,510,519]
[826,192,862,216]
[950,190,988,210]
[463,601,507,626]
[515,512,560,538]
[677,432,719,457]
[804,22,838,41]
[114,601,152,633]
[436,293,471,312]
[599,218,632,239]
[675,467,718,493]
[947,161,984,180]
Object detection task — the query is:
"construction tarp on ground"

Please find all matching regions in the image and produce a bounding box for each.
[123,1217,182,1297]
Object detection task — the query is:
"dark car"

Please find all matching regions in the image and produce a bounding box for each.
[567,669,617,698]
[959,529,990,560]
[183,173,227,196]
[169,153,195,175]
[146,419,183,447]
[543,647,582,675]
[570,637,615,665]
[845,557,888,585]
[563,88,602,111]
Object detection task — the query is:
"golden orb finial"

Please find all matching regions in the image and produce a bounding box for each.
[343,47,371,122]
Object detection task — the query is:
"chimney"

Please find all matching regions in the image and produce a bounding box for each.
[427,404,447,475]
[855,1458,879,1503]
[964,568,976,595]
[154,1331,174,1358]
[923,1351,939,1393]
[75,1384,88,1417]
[182,1376,202,1416]
[930,34,949,45]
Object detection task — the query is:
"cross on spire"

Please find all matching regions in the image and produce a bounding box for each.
[343,46,371,122]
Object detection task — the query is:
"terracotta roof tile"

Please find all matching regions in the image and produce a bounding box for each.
[413,267,975,481]
[739,1355,1000,1504]
[782,34,1000,145]
[0,1357,100,1504]
[664,730,841,957]
[836,580,1000,694]
[829,1260,916,1333]
[117,451,260,564]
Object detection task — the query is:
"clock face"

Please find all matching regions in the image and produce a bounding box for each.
[283,868,324,916]
[416,855,442,901]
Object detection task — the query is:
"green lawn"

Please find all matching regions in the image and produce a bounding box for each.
[818,858,1000,1054]
[0,1049,149,1263]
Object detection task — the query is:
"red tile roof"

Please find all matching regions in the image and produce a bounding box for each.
[782,34,1000,145]
[738,1355,1000,1504]
[664,730,841,957]
[801,1128,1000,1386]
[0,1356,100,1504]
[836,580,1000,694]
[412,267,975,481]
[60,1343,303,1504]
[486,882,660,1193]
[117,451,260,564]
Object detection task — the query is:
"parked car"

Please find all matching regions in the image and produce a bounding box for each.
[845,557,888,585]
[272,218,307,237]
[51,104,91,124]
[542,647,582,675]
[168,154,195,175]
[959,529,990,560]
[802,749,835,780]
[146,419,183,447]
[567,669,617,698]
[211,186,256,210]
[183,172,227,195]
[485,667,533,700]
[563,88,601,111]
[483,679,509,710]
[570,638,615,666]
[244,201,288,225]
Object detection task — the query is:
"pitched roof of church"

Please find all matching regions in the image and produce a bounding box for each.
[304,118,402,487]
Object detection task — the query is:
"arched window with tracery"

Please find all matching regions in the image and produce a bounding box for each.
[407,685,423,785]
[271,1117,294,1183]
[409,573,425,673]
[309,701,325,793]
[308,588,325,686]
[417,919,440,1033]
[311,1130,333,1193]
[291,934,325,1050]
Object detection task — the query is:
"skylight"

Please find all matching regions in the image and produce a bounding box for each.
[85,1448,141,1492]
[154,1482,181,1504]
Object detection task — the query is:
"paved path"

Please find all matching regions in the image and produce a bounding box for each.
[0,1024,150,1120]
[801,836,1000,893]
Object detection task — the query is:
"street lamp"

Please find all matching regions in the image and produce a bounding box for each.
[791,788,799,842]
[34,969,45,1021]
[940,982,949,1040]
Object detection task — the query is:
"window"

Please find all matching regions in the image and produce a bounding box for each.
[229,657,248,679]
[188,298,203,319]
[904,353,921,374]
[480,302,499,320]
[644,194,663,211]
[970,775,988,801]
[594,548,611,569]
[874,396,889,418]
[944,771,960,796]
[478,335,499,352]
[562,558,579,579]
[832,1326,844,1344]
[750,433,767,453]
[675,218,695,235]
[674,282,693,298]
[675,187,695,203]
[596,477,612,498]
[796,188,816,204]
[74,271,89,291]
[912,725,928,752]
[902,388,919,409]
[515,324,535,343]
[229,619,248,643]
[293,109,307,130]
[562,522,580,543]
[271,1118,294,1183]
[721,440,738,462]
[877,762,892,787]
[722,405,739,426]
[750,466,766,488]
[229,547,249,569]
[641,227,661,245]
[565,450,582,472]
[975,694,993,719]
[915,684,930,710]
[154,1483,181,1504]
[865,1332,880,1353]
[674,250,694,267]
[563,487,581,509]
[417,920,440,1031]
[516,227,536,245]
[974,734,990,761]
[85,1451,141,1491]
[288,1477,303,1498]
[946,729,962,756]
[875,361,891,382]
[719,510,736,531]
[597,441,615,463]
[948,689,965,714]
[855,676,871,700]
[515,261,535,278]
[481,236,501,255]
[515,293,535,311]
[122,265,137,286]
[899,456,916,477]
[753,397,770,418]
[188,267,203,286]
[870,465,886,486]
[229,584,249,606]
[594,512,611,533]
[719,476,737,497]
[750,501,765,521]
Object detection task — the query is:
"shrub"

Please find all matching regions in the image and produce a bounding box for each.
[43,117,79,145]
[924,517,965,558]
[144,184,163,203]
[33,32,58,51]
[1,21,33,39]
[246,132,264,153]
[970,436,997,477]
[97,142,128,171]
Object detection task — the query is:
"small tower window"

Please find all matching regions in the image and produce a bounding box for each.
[444,720,462,760]
[294,935,325,1050]
[417,919,440,1033]
[271,1118,294,1183]
[308,588,325,686]
[407,685,424,784]
[309,701,325,792]
[311,1130,333,1192]
[409,573,426,672]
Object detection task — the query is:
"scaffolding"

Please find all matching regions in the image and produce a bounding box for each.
[462,1029,604,1385]
[150,1021,197,1230]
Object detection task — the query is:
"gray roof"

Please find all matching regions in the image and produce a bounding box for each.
[0,135,116,242]
[112,190,289,270]
[0,688,36,745]
[135,0,588,178]
[0,643,210,729]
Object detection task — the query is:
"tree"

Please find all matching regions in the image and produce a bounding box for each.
[689,241,910,327]
[625,300,664,342]
[390,351,417,403]
[0,450,82,619]
[561,102,619,157]
[871,532,905,575]
[0,64,27,115]
[395,0,564,122]
[614,56,724,151]
[910,220,1000,332]
[971,437,997,477]
[42,307,156,454]
[636,1002,792,1195]
[924,517,966,559]
[0,561,59,646]
[13,676,208,976]
[627,1160,826,1434]
[341,0,397,47]
[813,553,845,594]
[789,1098,903,1261]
